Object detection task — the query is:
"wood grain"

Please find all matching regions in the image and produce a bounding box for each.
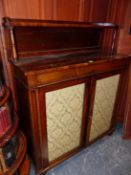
[0,132,27,175]
[86,0,109,22]
[18,155,30,175]
[0,0,4,22]
[40,0,55,20]
[123,63,131,139]
[3,0,40,19]
[54,0,80,21]
[117,0,131,54]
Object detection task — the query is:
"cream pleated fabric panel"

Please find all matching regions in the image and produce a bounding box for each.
[89,74,120,141]
[46,83,85,162]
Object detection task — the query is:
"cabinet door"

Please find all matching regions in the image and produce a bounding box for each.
[86,72,121,143]
[38,79,88,164]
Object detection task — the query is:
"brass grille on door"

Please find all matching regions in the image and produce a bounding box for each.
[89,74,120,142]
[45,83,85,162]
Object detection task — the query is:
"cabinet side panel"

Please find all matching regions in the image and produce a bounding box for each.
[14,78,42,170]
[45,83,85,162]
[89,74,120,141]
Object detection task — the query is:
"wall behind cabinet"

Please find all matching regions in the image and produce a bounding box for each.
[40,0,85,21]
[0,0,111,21]
[84,0,109,22]
[40,0,55,20]
[0,0,87,21]
[2,0,40,19]
[117,0,131,54]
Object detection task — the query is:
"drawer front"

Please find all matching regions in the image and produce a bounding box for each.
[89,74,120,142]
[45,83,85,162]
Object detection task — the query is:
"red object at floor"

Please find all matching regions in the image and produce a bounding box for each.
[0,106,11,135]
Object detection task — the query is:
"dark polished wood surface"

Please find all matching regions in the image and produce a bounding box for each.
[0,112,19,147]
[0,1,130,54]
[13,53,130,89]
[0,86,10,106]
[0,131,27,175]
[1,18,118,61]
[2,17,118,28]
[0,18,131,175]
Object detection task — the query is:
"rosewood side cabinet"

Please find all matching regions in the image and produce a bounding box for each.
[0,18,131,175]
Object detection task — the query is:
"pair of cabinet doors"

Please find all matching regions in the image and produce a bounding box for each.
[37,71,121,164]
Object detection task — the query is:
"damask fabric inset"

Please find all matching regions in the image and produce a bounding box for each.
[46,83,85,162]
[89,74,120,142]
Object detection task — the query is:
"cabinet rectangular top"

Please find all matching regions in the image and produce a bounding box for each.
[2,17,118,29]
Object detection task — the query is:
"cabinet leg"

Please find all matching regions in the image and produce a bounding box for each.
[13,171,19,175]
[108,129,114,136]
[108,132,113,136]
[18,155,30,175]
